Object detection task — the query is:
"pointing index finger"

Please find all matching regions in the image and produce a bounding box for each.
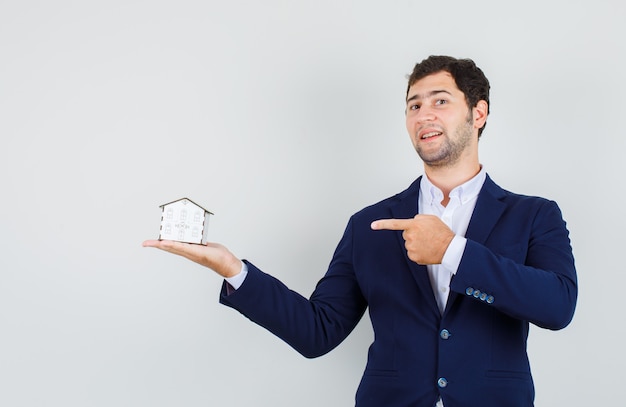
[371,218,414,231]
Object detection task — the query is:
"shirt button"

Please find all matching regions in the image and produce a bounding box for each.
[440,329,451,340]
[437,377,448,388]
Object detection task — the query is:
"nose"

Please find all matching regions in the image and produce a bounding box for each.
[414,106,436,123]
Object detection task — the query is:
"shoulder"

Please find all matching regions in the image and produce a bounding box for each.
[482,174,564,216]
[350,177,421,222]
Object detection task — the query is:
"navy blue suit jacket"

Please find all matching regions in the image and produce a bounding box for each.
[220,175,577,407]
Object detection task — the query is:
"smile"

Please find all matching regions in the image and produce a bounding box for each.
[420,131,442,140]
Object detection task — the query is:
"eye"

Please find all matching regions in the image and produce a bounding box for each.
[435,99,447,106]
[409,103,420,110]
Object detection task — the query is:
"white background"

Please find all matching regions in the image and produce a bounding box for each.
[1,1,624,406]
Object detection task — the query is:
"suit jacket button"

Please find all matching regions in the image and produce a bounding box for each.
[486,295,494,304]
[437,377,448,388]
[480,292,487,301]
[465,287,474,296]
[440,329,451,340]
[473,290,481,298]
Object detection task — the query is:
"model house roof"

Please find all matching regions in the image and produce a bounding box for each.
[159,197,214,215]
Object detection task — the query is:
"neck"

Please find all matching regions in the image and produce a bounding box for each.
[424,159,481,206]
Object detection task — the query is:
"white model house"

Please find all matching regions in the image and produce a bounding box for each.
[158,198,213,244]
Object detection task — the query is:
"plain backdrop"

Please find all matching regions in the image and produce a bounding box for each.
[1,1,624,406]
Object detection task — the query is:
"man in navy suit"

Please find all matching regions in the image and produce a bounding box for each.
[144,55,577,406]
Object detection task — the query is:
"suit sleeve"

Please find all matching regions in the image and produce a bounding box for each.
[219,218,368,358]
[450,199,577,330]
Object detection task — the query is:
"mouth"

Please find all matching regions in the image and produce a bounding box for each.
[418,130,443,140]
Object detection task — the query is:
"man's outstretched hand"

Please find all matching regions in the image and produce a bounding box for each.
[142,240,242,278]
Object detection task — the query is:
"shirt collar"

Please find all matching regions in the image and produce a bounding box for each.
[420,166,487,206]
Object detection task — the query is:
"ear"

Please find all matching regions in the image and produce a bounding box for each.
[472,100,489,130]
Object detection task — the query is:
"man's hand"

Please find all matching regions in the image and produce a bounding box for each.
[371,215,455,265]
[142,240,243,278]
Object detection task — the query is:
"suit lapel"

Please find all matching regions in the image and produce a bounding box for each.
[390,177,440,317]
[464,175,507,244]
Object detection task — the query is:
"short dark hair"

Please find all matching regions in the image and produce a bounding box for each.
[407,55,491,137]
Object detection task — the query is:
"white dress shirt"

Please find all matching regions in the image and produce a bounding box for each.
[419,166,486,314]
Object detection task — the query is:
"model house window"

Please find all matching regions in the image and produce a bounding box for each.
[166,208,174,219]
[194,211,202,222]
[180,210,188,222]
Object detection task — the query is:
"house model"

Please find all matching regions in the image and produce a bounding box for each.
[158,198,213,245]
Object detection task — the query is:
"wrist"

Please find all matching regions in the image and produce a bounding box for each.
[223,257,243,278]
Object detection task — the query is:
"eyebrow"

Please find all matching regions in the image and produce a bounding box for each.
[406,89,452,104]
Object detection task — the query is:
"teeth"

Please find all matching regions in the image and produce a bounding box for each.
[421,131,441,139]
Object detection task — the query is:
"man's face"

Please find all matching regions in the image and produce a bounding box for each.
[405,71,480,168]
